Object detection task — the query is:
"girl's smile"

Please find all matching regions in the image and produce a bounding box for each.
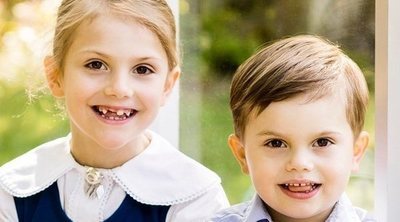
[46,13,179,168]
[92,105,137,122]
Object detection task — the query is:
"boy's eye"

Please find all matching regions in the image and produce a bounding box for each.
[313,138,333,147]
[134,65,153,75]
[265,139,286,148]
[85,61,107,70]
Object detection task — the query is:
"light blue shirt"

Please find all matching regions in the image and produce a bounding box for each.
[209,194,376,222]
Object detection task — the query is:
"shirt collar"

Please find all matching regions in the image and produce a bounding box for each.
[244,195,272,222]
[110,131,221,205]
[244,194,364,222]
[326,194,365,222]
[0,131,220,205]
[0,135,74,197]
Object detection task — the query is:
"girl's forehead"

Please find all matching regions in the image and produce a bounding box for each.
[65,14,168,64]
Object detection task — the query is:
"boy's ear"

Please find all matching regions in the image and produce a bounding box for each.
[228,134,249,174]
[44,56,64,98]
[161,66,180,105]
[352,131,369,172]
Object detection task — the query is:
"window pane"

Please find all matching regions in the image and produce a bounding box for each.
[180,0,375,211]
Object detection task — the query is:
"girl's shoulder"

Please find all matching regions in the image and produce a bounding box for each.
[112,130,222,205]
[0,135,74,198]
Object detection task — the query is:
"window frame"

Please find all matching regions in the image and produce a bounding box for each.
[375,0,400,220]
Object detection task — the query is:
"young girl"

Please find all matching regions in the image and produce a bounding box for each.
[0,0,229,221]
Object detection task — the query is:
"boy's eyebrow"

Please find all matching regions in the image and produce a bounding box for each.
[256,130,343,137]
[256,130,285,137]
[314,131,343,137]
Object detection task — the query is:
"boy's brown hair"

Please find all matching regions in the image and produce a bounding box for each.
[230,35,369,140]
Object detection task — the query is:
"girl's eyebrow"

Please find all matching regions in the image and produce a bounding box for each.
[77,49,164,62]
[78,50,109,58]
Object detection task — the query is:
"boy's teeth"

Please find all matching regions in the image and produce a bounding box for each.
[285,183,315,187]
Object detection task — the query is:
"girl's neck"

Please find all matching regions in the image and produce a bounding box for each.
[69,132,151,169]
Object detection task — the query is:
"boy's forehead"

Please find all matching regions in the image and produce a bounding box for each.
[244,93,350,133]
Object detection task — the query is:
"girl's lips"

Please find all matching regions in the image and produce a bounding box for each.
[279,181,322,200]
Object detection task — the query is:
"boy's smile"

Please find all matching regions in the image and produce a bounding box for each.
[228,92,368,221]
[279,180,322,200]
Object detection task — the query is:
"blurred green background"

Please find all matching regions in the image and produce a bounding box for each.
[0,0,374,211]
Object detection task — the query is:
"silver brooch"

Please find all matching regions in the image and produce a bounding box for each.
[84,167,104,199]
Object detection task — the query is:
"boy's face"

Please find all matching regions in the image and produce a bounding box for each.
[229,93,368,221]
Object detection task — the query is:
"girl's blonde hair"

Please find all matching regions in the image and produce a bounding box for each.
[52,0,178,71]
[230,35,369,140]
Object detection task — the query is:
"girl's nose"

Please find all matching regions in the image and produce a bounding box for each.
[285,148,314,172]
[104,72,134,98]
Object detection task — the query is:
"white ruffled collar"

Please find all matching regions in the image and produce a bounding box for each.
[0,131,220,205]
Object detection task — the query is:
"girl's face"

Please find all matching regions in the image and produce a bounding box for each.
[47,14,178,154]
[228,93,368,222]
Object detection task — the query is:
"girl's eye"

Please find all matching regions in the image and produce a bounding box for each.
[134,65,154,75]
[85,61,107,70]
[265,139,286,148]
[313,138,333,147]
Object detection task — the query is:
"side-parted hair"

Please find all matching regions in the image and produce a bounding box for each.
[230,35,369,140]
[52,0,178,71]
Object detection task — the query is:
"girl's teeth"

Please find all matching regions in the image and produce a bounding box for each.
[98,107,108,114]
[124,110,131,116]
[116,110,124,116]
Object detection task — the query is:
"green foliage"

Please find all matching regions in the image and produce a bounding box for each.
[0,81,69,164]
[195,0,374,85]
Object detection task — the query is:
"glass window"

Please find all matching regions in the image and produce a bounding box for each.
[179,0,375,211]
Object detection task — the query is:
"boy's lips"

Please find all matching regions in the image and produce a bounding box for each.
[92,105,137,120]
[278,180,322,199]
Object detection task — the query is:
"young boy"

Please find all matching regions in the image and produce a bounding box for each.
[210,35,375,221]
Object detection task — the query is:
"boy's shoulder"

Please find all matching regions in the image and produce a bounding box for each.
[209,200,252,222]
[209,195,270,222]
[327,194,376,222]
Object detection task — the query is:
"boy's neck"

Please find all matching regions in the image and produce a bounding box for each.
[264,202,333,222]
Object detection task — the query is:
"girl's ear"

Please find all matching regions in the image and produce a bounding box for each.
[161,66,180,105]
[352,131,369,172]
[228,134,249,174]
[44,56,64,98]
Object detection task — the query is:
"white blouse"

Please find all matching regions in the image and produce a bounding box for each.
[0,131,229,222]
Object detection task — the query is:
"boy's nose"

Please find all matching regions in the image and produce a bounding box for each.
[104,72,134,98]
[285,149,314,172]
